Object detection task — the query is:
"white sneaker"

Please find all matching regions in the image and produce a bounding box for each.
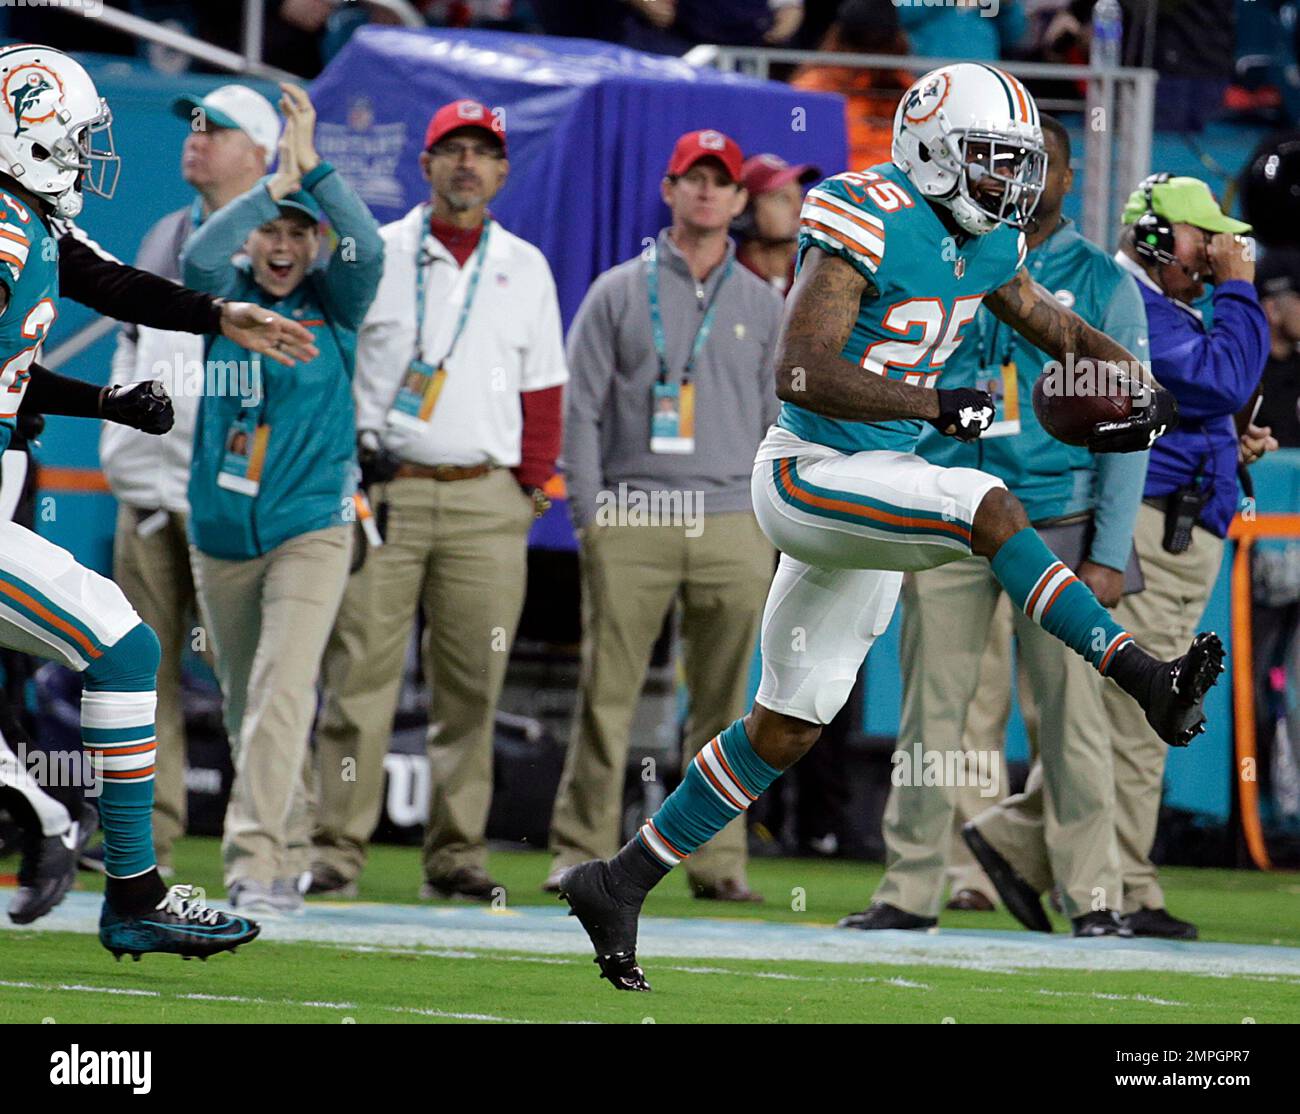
[227,880,281,919]
[271,878,306,916]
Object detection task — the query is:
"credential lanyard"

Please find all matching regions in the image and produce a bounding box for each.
[414,210,492,365]
[647,252,734,385]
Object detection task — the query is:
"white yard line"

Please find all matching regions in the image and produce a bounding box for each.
[0,978,588,1024]
[6,890,1300,980]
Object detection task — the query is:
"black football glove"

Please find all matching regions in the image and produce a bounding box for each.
[1086,386,1179,454]
[357,429,402,489]
[928,388,996,442]
[100,380,174,435]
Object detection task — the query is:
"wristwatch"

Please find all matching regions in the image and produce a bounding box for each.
[522,485,552,519]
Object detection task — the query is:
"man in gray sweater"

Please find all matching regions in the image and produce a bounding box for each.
[547,129,784,901]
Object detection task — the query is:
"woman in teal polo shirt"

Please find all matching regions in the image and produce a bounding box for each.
[180,83,383,917]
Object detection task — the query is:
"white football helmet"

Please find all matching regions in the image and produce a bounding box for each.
[892,63,1046,236]
[0,44,119,219]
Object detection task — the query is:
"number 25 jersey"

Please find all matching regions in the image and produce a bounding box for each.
[779,162,1025,455]
[0,189,58,445]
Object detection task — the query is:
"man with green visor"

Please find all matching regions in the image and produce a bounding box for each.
[962,171,1272,940]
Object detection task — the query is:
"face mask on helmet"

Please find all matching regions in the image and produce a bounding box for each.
[946,132,1046,235]
[39,101,120,218]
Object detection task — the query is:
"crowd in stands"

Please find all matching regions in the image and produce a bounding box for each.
[7,1,1299,132]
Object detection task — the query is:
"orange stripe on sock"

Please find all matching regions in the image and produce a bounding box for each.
[694,752,746,811]
[1099,634,1131,674]
[709,740,757,803]
[101,765,155,780]
[1038,574,1078,620]
[1024,562,1064,616]
[647,820,688,861]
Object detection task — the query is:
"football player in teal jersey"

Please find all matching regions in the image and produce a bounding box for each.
[0,44,259,957]
[562,63,1224,992]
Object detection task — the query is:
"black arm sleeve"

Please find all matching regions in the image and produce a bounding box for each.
[57,231,224,336]
[21,362,102,418]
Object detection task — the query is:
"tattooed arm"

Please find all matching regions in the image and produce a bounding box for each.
[775,248,941,422]
[985,266,1157,388]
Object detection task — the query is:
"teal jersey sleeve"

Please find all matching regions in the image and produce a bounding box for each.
[0,191,58,424]
[798,174,889,292]
[1088,269,1151,571]
[305,163,384,333]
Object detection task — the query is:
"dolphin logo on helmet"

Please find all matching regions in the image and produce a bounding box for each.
[892,63,1047,236]
[8,67,58,138]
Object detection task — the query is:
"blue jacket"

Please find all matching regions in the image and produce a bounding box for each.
[1125,263,1270,538]
[181,163,383,559]
[920,219,1150,572]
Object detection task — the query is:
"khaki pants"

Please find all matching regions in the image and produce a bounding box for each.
[972,504,1224,914]
[875,553,1118,919]
[192,525,352,889]
[112,506,198,870]
[944,595,1014,902]
[312,470,534,882]
[1106,503,1223,912]
[548,513,773,888]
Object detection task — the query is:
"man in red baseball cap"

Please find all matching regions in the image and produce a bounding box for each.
[659,129,748,274]
[736,153,821,295]
[310,94,569,904]
[418,99,509,241]
[548,128,785,906]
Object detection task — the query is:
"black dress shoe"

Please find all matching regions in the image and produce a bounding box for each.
[420,866,505,902]
[946,888,995,912]
[837,902,937,930]
[307,864,359,897]
[961,824,1052,933]
[1124,907,1198,940]
[691,878,764,903]
[1072,910,1134,938]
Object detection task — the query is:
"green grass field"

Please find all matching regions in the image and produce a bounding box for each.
[2,838,1298,1024]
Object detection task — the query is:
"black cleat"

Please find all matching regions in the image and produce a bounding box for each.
[836,902,936,930]
[558,861,650,992]
[99,883,260,960]
[1124,907,1198,940]
[962,824,1052,933]
[8,806,97,926]
[1071,910,1133,938]
[1140,632,1225,747]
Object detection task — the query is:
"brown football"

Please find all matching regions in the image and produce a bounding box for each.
[1031,367,1134,446]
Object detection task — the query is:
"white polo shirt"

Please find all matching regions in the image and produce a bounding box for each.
[356,203,568,468]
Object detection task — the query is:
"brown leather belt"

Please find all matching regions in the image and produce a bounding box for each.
[395,462,496,482]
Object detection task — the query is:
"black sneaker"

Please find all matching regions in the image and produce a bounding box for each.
[1136,633,1225,747]
[836,902,936,930]
[1072,910,1133,938]
[961,824,1052,933]
[8,805,97,925]
[99,883,260,961]
[558,860,650,992]
[1124,907,1198,940]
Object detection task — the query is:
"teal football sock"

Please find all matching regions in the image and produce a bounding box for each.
[82,623,161,881]
[619,719,782,886]
[991,527,1134,675]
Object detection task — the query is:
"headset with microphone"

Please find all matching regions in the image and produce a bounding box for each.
[1132,172,1177,267]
